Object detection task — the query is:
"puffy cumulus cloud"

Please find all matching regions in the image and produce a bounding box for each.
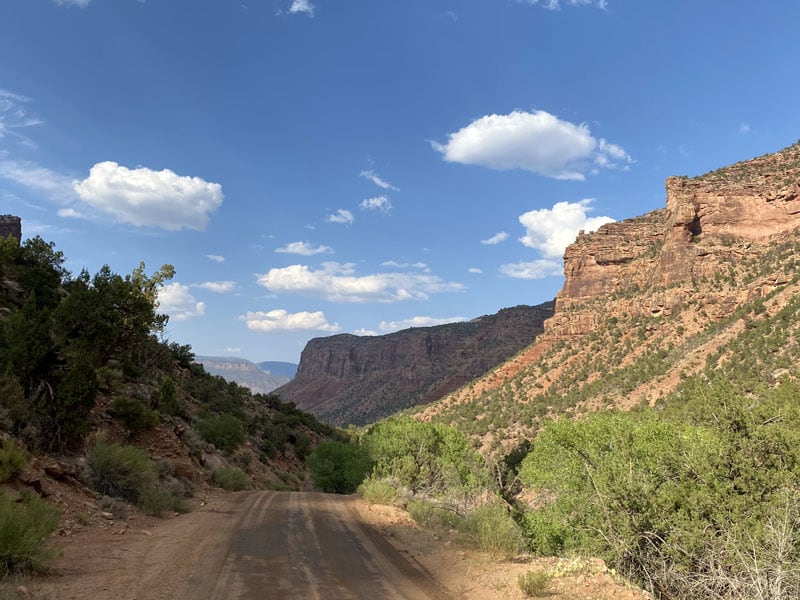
[288,0,314,16]
[359,170,399,191]
[360,195,392,213]
[73,161,223,230]
[519,199,614,258]
[431,110,632,181]
[500,259,563,280]
[54,0,91,6]
[57,207,87,219]
[516,0,607,8]
[481,231,508,245]
[353,328,379,336]
[157,283,205,321]
[256,261,464,303]
[378,315,467,333]
[327,209,354,224]
[275,241,333,256]
[195,281,237,293]
[242,309,339,333]
[207,254,225,263]
[468,267,483,274]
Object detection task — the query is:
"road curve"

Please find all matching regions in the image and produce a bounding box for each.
[184,491,449,600]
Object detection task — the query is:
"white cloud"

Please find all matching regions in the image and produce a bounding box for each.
[57,207,87,219]
[519,199,614,258]
[468,267,483,274]
[243,309,340,333]
[431,110,632,181]
[359,170,399,191]
[0,90,42,148]
[53,0,91,6]
[73,161,223,231]
[381,261,430,272]
[207,254,225,263]
[288,0,314,16]
[0,159,74,198]
[500,259,563,280]
[379,315,467,333]
[275,241,333,255]
[224,347,242,353]
[481,231,509,245]
[157,283,205,321]
[327,209,354,224]
[195,281,237,293]
[360,195,393,213]
[515,0,607,9]
[256,261,464,303]
[354,328,379,336]
[739,122,751,135]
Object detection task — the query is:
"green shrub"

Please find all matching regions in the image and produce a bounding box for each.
[406,500,462,530]
[137,486,190,517]
[307,441,371,494]
[196,415,245,452]
[88,437,157,503]
[358,478,399,506]
[111,396,159,433]
[212,467,249,491]
[0,491,60,575]
[518,570,551,598]
[0,440,27,483]
[461,502,524,559]
[156,378,182,416]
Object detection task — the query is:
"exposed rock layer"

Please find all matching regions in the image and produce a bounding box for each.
[0,215,21,241]
[275,303,555,426]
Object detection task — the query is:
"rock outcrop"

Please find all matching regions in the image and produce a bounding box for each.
[275,303,555,426]
[544,141,800,340]
[0,215,21,241]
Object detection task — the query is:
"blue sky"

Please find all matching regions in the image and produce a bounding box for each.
[1,0,799,363]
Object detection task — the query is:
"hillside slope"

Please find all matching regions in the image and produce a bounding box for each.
[275,303,555,426]
[416,140,800,451]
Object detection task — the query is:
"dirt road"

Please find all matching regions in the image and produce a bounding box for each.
[35,491,449,600]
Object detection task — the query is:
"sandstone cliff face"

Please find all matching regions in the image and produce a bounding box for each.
[274,303,555,426]
[415,141,800,446]
[544,142,800,340]
[0,215,21,241]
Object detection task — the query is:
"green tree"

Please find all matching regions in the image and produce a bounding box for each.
[308,441,372,494]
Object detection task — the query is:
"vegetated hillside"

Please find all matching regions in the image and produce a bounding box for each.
[275,302,555,426]
[195,356,292,394]
[417,139,800,451]
[0,232,333,545]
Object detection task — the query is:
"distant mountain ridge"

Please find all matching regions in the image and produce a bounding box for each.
[274,303,555,426]
[195,356,295,394]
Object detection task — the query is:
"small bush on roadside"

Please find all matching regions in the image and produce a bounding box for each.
[518,570,551,598]
[0,440,27,483]
[406,500,462,530]
[88,437,157,503]
[358,478,399,506]
[196,415,245,452]
[0,491,60,575]
[137,485,190,517]
[100,496,128,520]
[307,441,372,494]
[461,502,524,559]
[212,467,249,491]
